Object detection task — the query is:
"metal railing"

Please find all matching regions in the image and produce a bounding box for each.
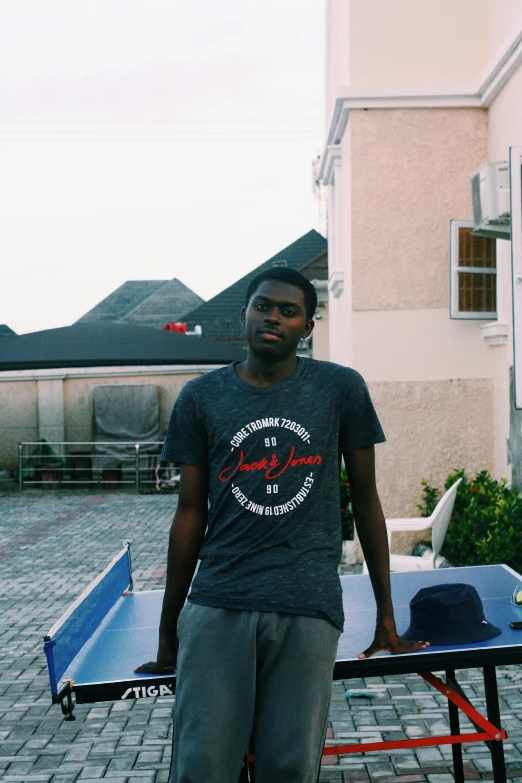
[17,441,179,493]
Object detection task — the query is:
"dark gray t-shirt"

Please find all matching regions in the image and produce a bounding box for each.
[161,358,385,630]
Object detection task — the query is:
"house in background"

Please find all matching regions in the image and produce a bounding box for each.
[316,0,522,553]
[75,231,329,355]
[76,277,203,329]
[182,229,328,357]
[0,322,244,471]
[0,325,16,338]
[0,230,328,472]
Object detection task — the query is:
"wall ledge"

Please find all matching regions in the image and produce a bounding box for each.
[328,270,345,298]
[316,15,522,183]
[481,321,508,346]
[0,364,227,382]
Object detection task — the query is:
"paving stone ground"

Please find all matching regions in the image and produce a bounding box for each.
[0,490,521,783]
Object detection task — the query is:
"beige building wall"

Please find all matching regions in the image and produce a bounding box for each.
[328,0,522,104]
[348,105,493,433]
[485,60,522,482]
[353,377,494,557]
[347,107,493,529]
[322,0,522,560]
[488,61,522,161]
[328,126,354,365]
[489,1,522,55]
[325,0,351,125]
[325,0,494,101]
[372,378,494,518]
[348,0,489,86]
[350,108,489,310]
[353,309,493,382]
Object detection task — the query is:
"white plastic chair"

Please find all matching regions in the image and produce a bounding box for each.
[362,478,462,573]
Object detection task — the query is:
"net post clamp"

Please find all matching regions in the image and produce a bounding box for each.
[53,679,76,721]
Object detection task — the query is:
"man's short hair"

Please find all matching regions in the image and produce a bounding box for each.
[245,268,318,320]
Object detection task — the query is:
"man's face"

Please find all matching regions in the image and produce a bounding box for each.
[241,279,314,360]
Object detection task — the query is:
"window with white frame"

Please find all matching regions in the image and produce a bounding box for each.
[450,220,497,319]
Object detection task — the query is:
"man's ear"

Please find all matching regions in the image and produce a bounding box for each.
[240,307,246,325]
[302,319,314,339]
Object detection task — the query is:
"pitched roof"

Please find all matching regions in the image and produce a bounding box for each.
[183,230,327,341]
[0,322,245,372]
[298,249,328,281]
[76,280,168,323]
[120,278,204,328]
[0,325,16,338]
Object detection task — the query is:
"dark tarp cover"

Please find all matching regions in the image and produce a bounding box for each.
[92,384,160,474]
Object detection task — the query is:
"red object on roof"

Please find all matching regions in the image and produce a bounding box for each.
[162,322,187,333]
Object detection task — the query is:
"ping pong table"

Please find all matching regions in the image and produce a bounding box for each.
[44,543,522,783]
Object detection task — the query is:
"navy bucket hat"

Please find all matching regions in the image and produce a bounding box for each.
[401,583,501,645]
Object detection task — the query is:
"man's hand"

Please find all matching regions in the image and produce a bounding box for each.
[134,465,208,676]
[343,448,430,660]
[134,636,179,674]
[358,617,430,659]
[134,661,176,674]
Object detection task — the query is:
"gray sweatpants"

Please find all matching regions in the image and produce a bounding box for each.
[168,602,340,783]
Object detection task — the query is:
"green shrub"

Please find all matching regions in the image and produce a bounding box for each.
[417,468,522,572]
[340,465,354,540]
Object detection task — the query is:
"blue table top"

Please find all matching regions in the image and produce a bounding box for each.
[64,564,522,688]
[338,564,522,662]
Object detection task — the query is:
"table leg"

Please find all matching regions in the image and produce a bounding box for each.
[483,666,506,783]
[446,670,464,783]
[238,738,255,782]
[238,759,250,782]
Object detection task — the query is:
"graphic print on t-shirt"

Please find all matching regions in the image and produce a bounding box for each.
[218,416,322,517]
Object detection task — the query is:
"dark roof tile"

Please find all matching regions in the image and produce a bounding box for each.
[183,229,327,341]
[0,322,245,371]
[76,280,168,323]
[121,278,203,328]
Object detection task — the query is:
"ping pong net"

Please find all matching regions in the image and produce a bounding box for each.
[43,543,133,701]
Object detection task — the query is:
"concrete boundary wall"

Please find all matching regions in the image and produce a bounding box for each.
[0,365,222,470]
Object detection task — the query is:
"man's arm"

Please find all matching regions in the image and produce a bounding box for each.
[135,464,209,673]
[343,446,429,658]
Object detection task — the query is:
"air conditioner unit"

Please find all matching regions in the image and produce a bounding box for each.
[471,161,511,239]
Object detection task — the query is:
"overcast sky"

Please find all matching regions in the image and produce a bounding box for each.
[0,0,324,335]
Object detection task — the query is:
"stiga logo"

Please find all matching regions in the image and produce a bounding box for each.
[121,684,174,699]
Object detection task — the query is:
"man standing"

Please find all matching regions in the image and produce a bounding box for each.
[137,267,427,782]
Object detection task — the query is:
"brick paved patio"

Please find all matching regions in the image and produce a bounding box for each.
[0,490,521,782]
